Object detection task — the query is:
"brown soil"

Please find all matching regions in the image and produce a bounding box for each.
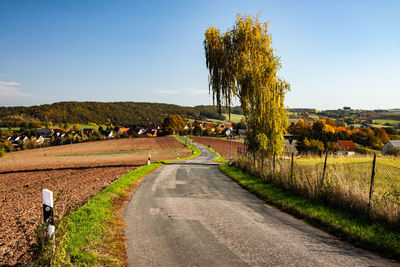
[190,136,247,160]
[0,137,190,266]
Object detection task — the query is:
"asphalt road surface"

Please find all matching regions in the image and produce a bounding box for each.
[124,137,398,266]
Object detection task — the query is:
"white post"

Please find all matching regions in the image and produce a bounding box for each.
[177,153,179,159]
[148,153,151,165]
[229,135,233,166]
[42,189,55,239]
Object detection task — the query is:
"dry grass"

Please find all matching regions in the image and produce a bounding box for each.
[235,154,400,224]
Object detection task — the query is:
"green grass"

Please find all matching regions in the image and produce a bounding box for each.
[295,154,400,168]
[65,163,162,264]
[0,127,20,131]
[186,113,243,125]
[219,164,400,260]
[223,113,243,123]
[372,119,400,126]
[208,146,228,163]
[79,124,107,130]
[172,136,201,161]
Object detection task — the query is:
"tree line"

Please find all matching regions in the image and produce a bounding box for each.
[0,102,243,126]
[288,119,400,152]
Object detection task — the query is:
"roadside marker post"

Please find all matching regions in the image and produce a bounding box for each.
[148,153,151,165]
[227,132,234,166]
[42,189,55,245]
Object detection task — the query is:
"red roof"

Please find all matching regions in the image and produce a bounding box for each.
[337,140,356,151]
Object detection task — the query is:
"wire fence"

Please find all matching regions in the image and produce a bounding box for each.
[190,136,400,223]
[235,150,400,224]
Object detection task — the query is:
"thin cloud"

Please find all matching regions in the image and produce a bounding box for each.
[0,80,38,99]
[0,81,21,87]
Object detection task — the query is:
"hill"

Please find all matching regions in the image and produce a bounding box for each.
[0,102,243,126]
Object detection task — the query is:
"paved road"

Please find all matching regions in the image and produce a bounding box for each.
[124,137,398,266]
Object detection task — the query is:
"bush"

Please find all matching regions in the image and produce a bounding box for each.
[0,146,5,158]
[387,148,400,157]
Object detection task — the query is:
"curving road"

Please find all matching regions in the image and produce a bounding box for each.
[124,137,398,266]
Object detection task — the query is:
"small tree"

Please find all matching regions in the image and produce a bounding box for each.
[72,124,81,132]
[0,146,5,158]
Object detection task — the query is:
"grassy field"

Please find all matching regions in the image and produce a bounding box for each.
[0,127,20,132]
[78,124,107,130]
[223,113,243,123]
[187,113,244,125]
[276,154,400,224]
[372,119,400,126]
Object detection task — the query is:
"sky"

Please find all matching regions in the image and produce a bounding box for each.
[0,0,399,110]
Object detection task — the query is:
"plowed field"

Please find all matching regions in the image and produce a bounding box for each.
[0,136,190,265]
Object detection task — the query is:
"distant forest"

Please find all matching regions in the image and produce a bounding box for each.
[0,102,244,126]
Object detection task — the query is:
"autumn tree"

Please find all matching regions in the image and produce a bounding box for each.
[162,114,185,135]
[204,14,290,159]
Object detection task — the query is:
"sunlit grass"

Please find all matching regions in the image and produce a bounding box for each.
[219,164,400,260]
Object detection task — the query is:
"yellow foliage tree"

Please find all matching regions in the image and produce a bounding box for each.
[204,14,290,158]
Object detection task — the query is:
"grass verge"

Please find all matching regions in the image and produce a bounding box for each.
[219,164,400,261]
[185,136,228,163]
[33,136,200,265]
[208,146,228,163]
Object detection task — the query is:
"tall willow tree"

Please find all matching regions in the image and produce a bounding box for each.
[204,14,290,158]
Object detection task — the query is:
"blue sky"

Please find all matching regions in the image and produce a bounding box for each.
[0,0,399,109]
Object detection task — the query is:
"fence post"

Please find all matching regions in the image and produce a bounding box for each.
[290,152,294,184]
[368,154,377,215]
[42,189,55,251]
[320,151,328,190]
[148,153,151,165]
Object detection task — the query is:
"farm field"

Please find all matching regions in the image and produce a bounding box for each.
[372,119,400,127]
[0,127,20,132]
[0,136,190,265]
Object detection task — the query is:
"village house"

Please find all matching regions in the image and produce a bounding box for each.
[118,127,130,135]
[83,128,96,135]
[381,140,400,155]
[336,140,356,156]
[133,128,146,135]
[146,126,160,136]
[36,128,52,137]
[36,136,45,144]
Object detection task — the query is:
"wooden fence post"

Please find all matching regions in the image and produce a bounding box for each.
[368,154,377,215]
[290,152,294,184]
[320,151,328,190]
[148,153,151,165]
